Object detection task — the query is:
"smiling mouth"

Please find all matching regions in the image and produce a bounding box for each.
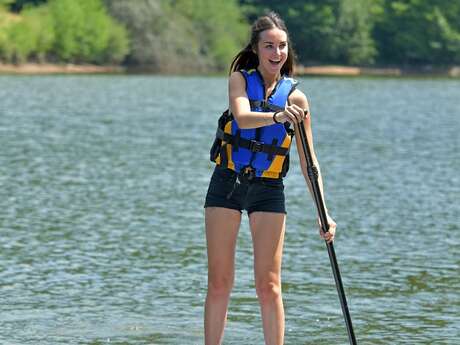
[269,59,281,65]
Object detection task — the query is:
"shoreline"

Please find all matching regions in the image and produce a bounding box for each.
[1,62,460,77]
[0,63,125,75]
[296,65,460,77]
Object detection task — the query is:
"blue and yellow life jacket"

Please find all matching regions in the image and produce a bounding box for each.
[210,69,298,179]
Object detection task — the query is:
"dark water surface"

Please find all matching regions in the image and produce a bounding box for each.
[0,75,459,344]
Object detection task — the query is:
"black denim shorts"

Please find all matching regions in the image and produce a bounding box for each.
[204,166,286,214]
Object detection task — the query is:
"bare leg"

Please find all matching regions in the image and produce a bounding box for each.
[249,212,286,345]
[204,207,241,345]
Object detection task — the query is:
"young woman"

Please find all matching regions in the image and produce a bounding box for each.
[204,12,337,345]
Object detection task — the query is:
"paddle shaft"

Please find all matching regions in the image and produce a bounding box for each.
[296,120,357,345]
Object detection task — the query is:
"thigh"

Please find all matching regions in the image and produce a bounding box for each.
[249,212,286,282]
[205,207,242,281]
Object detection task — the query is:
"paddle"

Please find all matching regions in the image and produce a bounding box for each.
[296,116,357,345]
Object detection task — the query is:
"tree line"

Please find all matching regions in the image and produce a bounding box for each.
[1,0,459,71]
[242,0,460,66]
[0,0,129,64]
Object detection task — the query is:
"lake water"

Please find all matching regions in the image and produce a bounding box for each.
[0,75,459,344]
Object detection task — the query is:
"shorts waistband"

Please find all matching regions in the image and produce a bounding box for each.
[216,166,283,182]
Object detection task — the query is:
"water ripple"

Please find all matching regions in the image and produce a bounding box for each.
[0,76,459,344]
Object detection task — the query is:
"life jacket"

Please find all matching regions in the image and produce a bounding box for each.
[210,69,297,179]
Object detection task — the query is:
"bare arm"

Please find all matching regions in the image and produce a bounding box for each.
[290,89,329,213]
[228,71,275,128]
[228,72,305,129]
[291,89,336,242]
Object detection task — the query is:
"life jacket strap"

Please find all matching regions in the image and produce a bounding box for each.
[267,138,278,161]
[249,100,284,112]
[216,128,289,157]
[233,129,241,152]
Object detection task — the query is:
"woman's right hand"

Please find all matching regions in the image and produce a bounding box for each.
[275,104,308,124]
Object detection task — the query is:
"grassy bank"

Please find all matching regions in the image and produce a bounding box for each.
[0,62,124,74]
[2,62,460,78]
[296,65,460,77]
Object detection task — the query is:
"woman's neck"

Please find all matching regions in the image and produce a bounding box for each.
[257,66,280,87]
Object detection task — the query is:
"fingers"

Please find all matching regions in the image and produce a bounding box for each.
[283,104,308,124]
[318,217,336,244]
[321,228,335,243]
[277,105,309,124]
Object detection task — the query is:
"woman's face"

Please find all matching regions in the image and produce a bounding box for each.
[255,28,288,76]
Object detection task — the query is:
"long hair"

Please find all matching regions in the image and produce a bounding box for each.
[229,11,296,76]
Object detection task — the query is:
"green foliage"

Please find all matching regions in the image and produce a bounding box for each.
[104,0,202,72]
[103,20,129,64]
[373,0,460,65]
[240,0,460,66]
[7,21,35,63]
[5,13,36,63]
[332,0,376,65]
[104,0,248,72]
[172,0,248,69]
[0,11,13,61]
[0,5,53,63]
[433,8,460,62]
[49,0,128,64]
[1,0,460,69]
[0,0,128,65]
[239,0,377,65]
[22,5,54,62]
[290,2,340,63]
[0,0,14,8]
[239,0,340,64]
[8,0,47,12]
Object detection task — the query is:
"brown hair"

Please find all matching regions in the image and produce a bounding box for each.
[229,11,296,76]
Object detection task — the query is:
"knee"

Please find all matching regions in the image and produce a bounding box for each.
[207,276,233,299]
[255,280,282,305]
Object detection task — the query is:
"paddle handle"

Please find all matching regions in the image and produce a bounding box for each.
[296,119,357,345]
[297,120,330,233]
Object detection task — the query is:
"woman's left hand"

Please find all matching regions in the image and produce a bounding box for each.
[318,214,336,244]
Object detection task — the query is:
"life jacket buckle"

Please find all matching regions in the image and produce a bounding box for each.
[239,166,255,181]
[249,140,263,153]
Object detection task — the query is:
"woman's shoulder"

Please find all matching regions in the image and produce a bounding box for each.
[229,70,247,91]
[229,70,246,82]
[289,88,309,109]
